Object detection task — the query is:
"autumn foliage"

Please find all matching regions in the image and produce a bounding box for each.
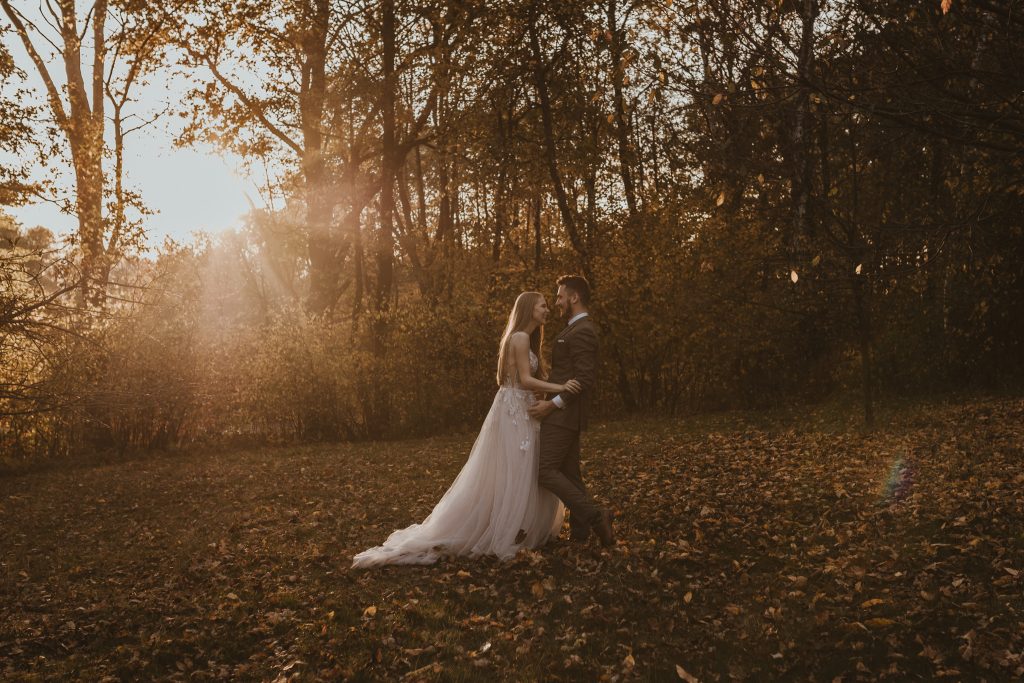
[0,2,1022,453]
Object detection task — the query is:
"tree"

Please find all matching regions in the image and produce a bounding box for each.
[0,37,38,205]
[0,0,168,308]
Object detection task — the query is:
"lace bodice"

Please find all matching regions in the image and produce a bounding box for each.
[499,347,538,431]
[503,349,538,389]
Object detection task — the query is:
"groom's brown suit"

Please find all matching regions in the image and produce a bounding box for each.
[539,314,602,535]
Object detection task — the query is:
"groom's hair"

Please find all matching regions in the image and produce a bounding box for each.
[557,274,591,306]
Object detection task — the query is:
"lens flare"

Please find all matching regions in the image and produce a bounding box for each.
[879,455,913,502]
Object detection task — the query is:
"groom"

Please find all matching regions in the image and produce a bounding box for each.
[528,275,615,547]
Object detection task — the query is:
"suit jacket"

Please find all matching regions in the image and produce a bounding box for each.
[543,315,599,432]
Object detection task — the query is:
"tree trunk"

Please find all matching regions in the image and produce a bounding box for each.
[493,180,505,262]
[377,0,397,314]
[853,278,875,429]
[847,119,874,428]
[437,156,454,297]
[533,194,542,271]
[367,0,398,438]
[300,0,339,317]
[71,128,106,309]
[790,0,819,244]
[527,13,589,279]
[606,0,638,218]
[61,0,108,308]
[351,208,365,322]
[491,107,509,262]
[306,191,339,315]
[396,161,435,299]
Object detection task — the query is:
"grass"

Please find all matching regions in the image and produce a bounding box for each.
[2,396,1023,681]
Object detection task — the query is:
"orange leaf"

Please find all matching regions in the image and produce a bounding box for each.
[676,664,699,682]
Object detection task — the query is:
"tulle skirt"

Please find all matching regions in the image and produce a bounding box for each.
[352,387,564,567]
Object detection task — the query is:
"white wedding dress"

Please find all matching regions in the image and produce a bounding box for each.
[352,351,564,567]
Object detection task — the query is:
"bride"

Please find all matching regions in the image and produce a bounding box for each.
[352,292,579,567]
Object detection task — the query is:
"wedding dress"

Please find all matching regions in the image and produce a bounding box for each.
[352,351,564,567]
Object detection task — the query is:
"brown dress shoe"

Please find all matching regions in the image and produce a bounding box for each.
[594,510,615,547]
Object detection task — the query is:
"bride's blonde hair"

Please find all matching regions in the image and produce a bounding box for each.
[497,291,547,386]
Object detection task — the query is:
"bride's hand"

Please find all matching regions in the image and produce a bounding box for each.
[563,379,582,394]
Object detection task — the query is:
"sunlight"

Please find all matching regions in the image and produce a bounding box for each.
[128,145,256,244]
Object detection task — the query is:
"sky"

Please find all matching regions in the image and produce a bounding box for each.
[2,10,264,248]
[10,140,260,247]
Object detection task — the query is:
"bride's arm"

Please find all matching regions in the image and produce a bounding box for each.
[510,333,578,394]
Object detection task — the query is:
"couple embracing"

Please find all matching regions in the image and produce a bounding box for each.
[353,275,615,568]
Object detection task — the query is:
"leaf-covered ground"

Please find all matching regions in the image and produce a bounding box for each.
[2,397,1023,681]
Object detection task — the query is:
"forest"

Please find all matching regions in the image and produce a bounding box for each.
[0,0,1019,457]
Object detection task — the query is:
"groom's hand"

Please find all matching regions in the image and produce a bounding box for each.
[528,399,556,420]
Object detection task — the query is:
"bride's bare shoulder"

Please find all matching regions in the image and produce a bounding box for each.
[508,331,530,351]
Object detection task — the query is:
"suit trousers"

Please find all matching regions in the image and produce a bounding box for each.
[538,422,601,530]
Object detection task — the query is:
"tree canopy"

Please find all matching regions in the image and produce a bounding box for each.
[1,0,1022,455]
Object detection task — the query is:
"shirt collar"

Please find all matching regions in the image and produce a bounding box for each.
[567,311,589,327]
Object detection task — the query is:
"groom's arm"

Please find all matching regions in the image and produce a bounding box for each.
[552,326,598,409]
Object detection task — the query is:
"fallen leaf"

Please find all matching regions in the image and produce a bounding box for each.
[676,663,699,682]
